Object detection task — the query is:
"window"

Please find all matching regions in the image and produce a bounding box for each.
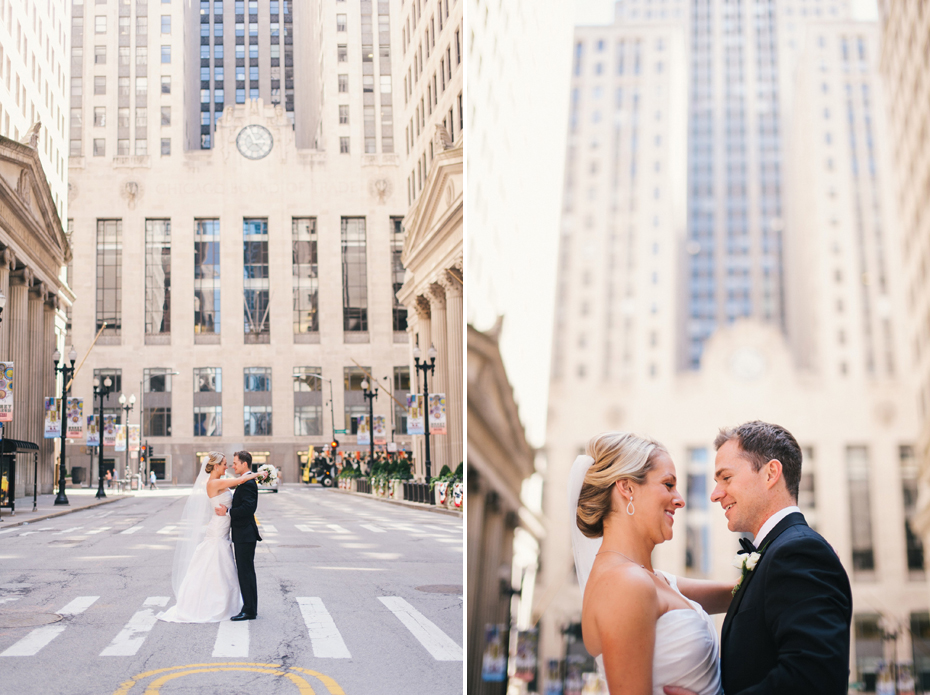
[95,15,106,33]
[161,76,171,94]
[161,45,171,63]
[901,445,925,573]
[847,446,874,573]
[293,368,323,436]
[136,108,147,127]
[160,137,170,156]
[95,45,106,64]
[244,367,272,436]
[136,139,148,155]
[393,366,410,434]
[161,15,171,33]
[137,46,148,67]
[341,218,368,331]
[391,217,407,331]
[343,367,371,433]
[336,14,346,31]
[136,77,148,97]
[117,139,129,155]
[94,107,106,127]
[340,137,349,153]
[193,367,222,437]
[144,220,171,336]
[72,109,85,130]
[92,137,108,157]
[339,105,349,124]
[338,74,348,92]
[142,368,173,437]
[161,106,170,126]
[292,219,319,334]
[71,78,82,97]
[338,44,347,62]
[96,220,122,335]
[243,219,270,339]
[194,219,220,334]
[685,447,711,576]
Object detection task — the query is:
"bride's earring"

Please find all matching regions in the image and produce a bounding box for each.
[626,495,635,516]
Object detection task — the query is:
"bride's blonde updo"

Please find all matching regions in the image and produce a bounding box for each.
[203,451,226,474]
[576,432,668,538]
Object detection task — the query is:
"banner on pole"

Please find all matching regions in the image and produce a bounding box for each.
[44,397,61,438]
[115,424,126,452]
[406,394,424,435]
[128,424,140,451]
[514,629,539,682]
[0,363,13,422]
[356,415,370,446]
[103,414,117,446]
[86,415,100,447]
[66,398,84,439]
[428,393,447,435]
[373,415,387,445]
[481,624,507,682]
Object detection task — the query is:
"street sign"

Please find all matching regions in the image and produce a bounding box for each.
[334,429,347,434]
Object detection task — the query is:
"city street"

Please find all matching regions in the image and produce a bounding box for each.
[0,486,463,694]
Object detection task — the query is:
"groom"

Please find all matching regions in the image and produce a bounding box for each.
[215,450,262,620]
[666,421,852,695]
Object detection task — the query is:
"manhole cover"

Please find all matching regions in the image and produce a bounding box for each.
[415,585,463,594]
[0,613,63,628]
[277,545,321,549]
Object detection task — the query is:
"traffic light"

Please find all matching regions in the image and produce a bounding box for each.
[139,444,147,467]
[330,440,339,453]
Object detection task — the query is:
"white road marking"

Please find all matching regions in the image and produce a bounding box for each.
[120,526,143,535]
[295,525,317,533]
[156,526,178,534]
[100,597,169,656]
[431,538,460,544]
[360,524,386,533]
[0,598,20,604]
[1,596,99,657]
[87,527,112,535]
[326,524,349,534]
[362,552,401,560]
[261,525,278,533]
[378,597,463,661]
[296,597,351,658]
[53,526,83,535]
[0,528,19,535]
[212,619,250,657]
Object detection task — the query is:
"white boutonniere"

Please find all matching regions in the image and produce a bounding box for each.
[731,544,769,596]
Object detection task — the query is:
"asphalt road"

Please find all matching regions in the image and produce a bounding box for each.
[0,485,463,694]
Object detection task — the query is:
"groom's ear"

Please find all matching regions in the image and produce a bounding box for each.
[764,458,784,490]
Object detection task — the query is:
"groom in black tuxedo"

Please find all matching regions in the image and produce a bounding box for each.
[666,421,852,695]
[215,450,262,620]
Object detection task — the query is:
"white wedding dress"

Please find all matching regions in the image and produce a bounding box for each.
[569,455,722,695]
[159,490,243,623]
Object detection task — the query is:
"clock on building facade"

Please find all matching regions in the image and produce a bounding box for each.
[236,125,274,160]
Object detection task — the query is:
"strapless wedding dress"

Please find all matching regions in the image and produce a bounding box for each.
[591,572,722,695]
[159,491,243,623]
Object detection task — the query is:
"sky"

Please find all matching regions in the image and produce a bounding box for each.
[468,0,881,448]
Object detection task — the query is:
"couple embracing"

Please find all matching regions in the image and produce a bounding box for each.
[570,421,852,695]
[159,450,263,623]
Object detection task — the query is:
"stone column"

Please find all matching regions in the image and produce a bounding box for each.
[0,249,14,361]
[440,272,463,469]
[43,299,58,493]
[466,470,486,679]
[427,282,450,475]
[27,283,47,495]
[475,491,505,695]
[413,296,431,481]
[7,268,31,496]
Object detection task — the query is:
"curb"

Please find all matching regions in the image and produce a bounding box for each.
[0,495,130,528]
[330,487,463,518]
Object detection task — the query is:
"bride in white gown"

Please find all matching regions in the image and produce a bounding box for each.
[159,452,258,623]
[568,433,735,695]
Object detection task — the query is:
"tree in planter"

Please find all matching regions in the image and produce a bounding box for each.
[430,465,454,505]
[452,462,464,509]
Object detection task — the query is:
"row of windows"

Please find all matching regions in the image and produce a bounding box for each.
[93,365,412,437]
[89,216,407,339]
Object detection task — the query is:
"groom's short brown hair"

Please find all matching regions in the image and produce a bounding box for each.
[714,421,802,500]
[234,450,252,467]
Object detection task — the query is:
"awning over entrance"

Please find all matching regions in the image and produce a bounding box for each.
[0,439,39,454]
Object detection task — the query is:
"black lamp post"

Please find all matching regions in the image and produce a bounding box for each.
[413,343,437,489]
[118,392,135,482]
[93,375,113,499]
[53,346,77,506]
[360,378,378,473]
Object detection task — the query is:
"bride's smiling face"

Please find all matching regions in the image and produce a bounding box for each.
[214,459,227,476]
[621,451,685,542]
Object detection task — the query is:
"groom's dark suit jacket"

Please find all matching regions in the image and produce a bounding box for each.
[229,479,262,543]
[721,512,852,695]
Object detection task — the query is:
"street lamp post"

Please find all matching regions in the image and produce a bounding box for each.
[413,343,437,488]
[93,375,114,499]
[360,378,378,472]
[118,393,135,482]
[53,347,78,506]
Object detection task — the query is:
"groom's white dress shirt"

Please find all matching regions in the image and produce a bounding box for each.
[753,505,800,548]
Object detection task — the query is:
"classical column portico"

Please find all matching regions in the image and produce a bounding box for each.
[441,270,463,469]
[413,295,432,481]
[0,249,14,361]
[27,283,47,495]
[428,282,450,475]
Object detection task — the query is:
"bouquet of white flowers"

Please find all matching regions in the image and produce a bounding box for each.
[255,464,278,485]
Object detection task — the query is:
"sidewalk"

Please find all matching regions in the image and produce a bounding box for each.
[330,487,463,518]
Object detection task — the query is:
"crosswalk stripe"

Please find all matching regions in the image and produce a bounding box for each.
[295,524,317,533]
[326,524,349,534]
[360,524,386,533]
[156,526,178,534]
[262,525,278,533]
[0,598,20,605]
[100,597,169,656]
[378,597,463,661]
[0,528,19,535]
[54,526,83,535]
[120,526,143,535]
[296,597,351,659]
[87,527,112,535]
[212,619,249,657]
[1,597,98,657]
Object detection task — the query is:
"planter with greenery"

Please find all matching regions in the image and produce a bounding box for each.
[337,464,361,491]
[451,462,464,510]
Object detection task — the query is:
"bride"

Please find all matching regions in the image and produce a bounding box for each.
[569,432,735,695]
[159,452,258,623]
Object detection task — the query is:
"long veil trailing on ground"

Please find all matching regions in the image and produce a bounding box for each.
[171,457,213,596]
[568,454,602,595]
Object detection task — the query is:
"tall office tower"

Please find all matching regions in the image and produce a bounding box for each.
[66,0,412,487]
[396,0,463,481]
[539,14,925,690]
[0,0,71,218]
[879,1,930,621]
